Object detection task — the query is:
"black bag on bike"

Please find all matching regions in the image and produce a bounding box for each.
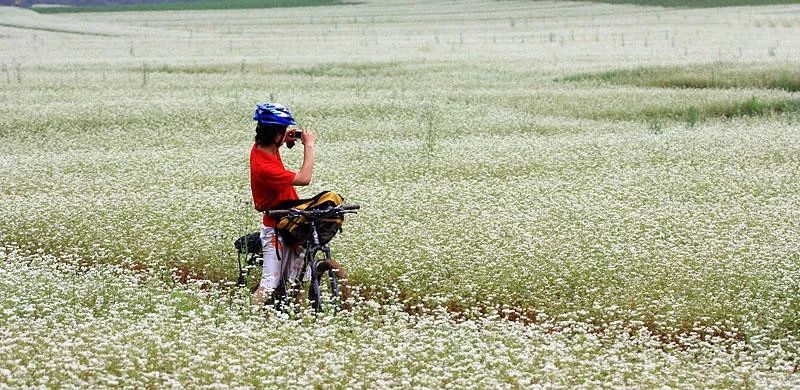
[234,231,262,255]
[273,191,345,247]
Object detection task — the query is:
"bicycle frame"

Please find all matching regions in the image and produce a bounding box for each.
[287,219,340,311]
[269,204,358,312]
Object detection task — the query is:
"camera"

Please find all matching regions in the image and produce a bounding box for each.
[286,129,303,149]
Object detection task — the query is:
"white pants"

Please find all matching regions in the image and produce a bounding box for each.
[259,226,307,290]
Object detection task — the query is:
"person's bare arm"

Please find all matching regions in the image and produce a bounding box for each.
[292,129,316,186]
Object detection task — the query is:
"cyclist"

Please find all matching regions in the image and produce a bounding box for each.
[249,102,316,307]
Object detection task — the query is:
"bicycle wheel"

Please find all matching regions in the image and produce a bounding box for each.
[269,281,302,312]
[309,258,350,312]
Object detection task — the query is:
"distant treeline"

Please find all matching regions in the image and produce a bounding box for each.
[18,0,192,5]
[18,0,343,12]
[7,0,340,5]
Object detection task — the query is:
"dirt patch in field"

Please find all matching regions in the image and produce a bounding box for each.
[353,285,747,349]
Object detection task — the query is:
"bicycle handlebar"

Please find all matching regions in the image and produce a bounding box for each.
[267,203,360,218]
[266,209,288,218]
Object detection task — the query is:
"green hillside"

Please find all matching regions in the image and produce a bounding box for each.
[31,0,343,13]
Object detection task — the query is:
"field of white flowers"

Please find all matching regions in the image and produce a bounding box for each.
[1,0,799,387]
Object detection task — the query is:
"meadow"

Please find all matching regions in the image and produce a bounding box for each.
[587,0,800,7]
[1,0,799,387]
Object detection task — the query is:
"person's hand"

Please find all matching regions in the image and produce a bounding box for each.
[284,128,300,142]
[301,128,316,147]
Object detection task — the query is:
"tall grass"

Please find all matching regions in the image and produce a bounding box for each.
[562,63,800,92]
[638,97,800,125]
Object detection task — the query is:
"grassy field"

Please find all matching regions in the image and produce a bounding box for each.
[1,0,800,387]
[588,0,800,7]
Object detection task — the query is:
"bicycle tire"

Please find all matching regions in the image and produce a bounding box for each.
[310,258,350,312]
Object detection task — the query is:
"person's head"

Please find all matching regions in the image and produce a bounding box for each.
[253,102,296,148]
[254,122,288,147]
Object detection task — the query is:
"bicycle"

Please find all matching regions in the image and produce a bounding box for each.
[235,203,360,312]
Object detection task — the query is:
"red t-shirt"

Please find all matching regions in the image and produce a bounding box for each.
[250,144,299,227]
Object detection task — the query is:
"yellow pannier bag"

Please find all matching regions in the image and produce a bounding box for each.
[273,191,345,246]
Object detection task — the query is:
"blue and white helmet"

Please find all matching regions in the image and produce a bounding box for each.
[253,102,296,126]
